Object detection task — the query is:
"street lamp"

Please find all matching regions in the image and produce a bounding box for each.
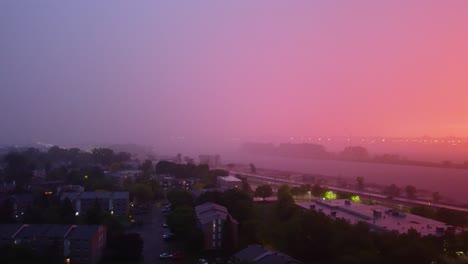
[307,191,311,202]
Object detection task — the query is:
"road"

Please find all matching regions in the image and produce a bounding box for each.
[129,202,194,264]
[233,171,468,213]
[129,204,178,264]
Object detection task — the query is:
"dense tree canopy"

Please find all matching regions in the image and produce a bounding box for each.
[254,184,273,200]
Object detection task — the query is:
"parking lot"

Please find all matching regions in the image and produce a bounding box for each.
[129,202,196,264]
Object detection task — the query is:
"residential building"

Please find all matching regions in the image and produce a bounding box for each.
[217,175,242,189]
[195,202,238,250]
[57,185,85,195]
[66,225,107,264]
[297,199,460,236]
[0,224,106,264]
[232,244,303,264]
[61,191,129,217]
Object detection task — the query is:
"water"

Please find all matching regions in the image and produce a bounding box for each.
[222,152,468,203]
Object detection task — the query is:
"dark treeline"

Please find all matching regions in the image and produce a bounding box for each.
[254,185,468,264]
[242,142,468,169]
[165,184,468,263]
[156,160,228,187]
[0,146,133,190]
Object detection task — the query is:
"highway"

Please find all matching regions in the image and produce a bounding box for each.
[232,171,468,213]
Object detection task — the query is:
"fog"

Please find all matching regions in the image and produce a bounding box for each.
[1,1,468,160]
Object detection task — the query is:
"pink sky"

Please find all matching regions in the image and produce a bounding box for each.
[1,1,468,146]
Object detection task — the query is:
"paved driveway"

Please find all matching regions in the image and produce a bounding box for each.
[130,202,194,264]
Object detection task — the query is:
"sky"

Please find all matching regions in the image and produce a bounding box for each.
[1,1,468,150]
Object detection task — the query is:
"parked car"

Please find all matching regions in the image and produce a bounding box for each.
[162,223,168,228]
[159,253,172,259]
[198,258,209,264]
[163,232,175,240]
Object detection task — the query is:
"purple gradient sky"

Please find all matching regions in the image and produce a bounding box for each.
[1,1,468,148]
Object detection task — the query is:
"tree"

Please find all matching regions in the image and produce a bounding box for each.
[59,198,76,224]
[91,148,115,166]
[277,185,291,198]
[249,163,257,173]
[405,185,417,199]
[222,188,254,224]
[167,206,196,238]
[130,184,153,204]
[107,233,143,261]
[0,199,15,223]
[383,184,401,197]
[156,160,173,174]
[4,152,34,189]
[340,146,369,160]
[167,189,194,209]
[311,184,324,197]
[356,176,364,190]
[290,186,306,197]
[276,186,296,221]
[141,159,153,173]
[114,152,131,163]
[222,216,235,255]
[255,184,273,201]
[0,244,36,264]
[85,199,104,224]
[196,191,224,205]
[239,176,253,194]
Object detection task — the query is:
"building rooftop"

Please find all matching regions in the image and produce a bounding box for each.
[67,225,101,239]
[233,244,302,264]
[218,175,241,182]
[80,192,111,199]
[0,224,102,240]
[195,202,238,225]
[233,244,269,262]
[297,199,456,236]
[60,192,80,201]
[257,254,303,264]
[14,224,73,239]
[44,225,75,238]
[112,192,129,199]
[61,191,129,201]
[15,224,50,239]
[0,224,24,239]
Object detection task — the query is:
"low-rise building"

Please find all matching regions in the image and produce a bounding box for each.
[297,199,458,236]
[61,191,129,217]
[217,175,242,189]
[66,225,107,264]
[195,202,238,250]
[232,244,303,264]
[0,224,106,264]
